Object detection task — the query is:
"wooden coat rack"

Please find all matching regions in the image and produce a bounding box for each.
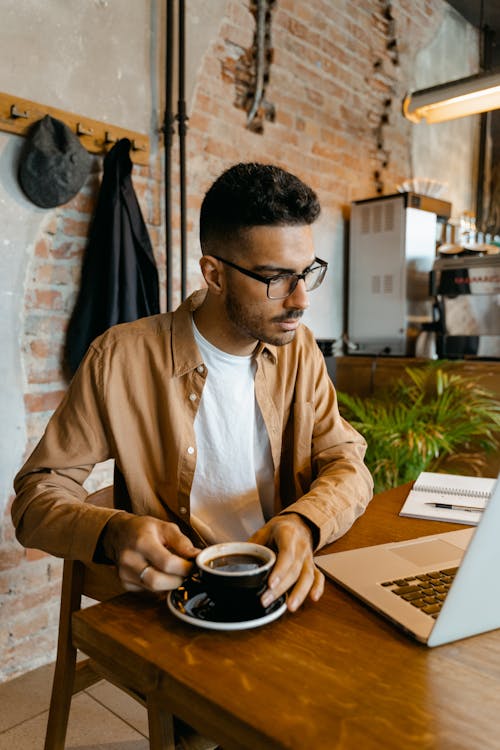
[0,91,150,166]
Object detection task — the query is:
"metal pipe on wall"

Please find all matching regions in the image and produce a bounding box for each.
[163,0,174,311]
[163,0,188,307]
[177,0,188,301]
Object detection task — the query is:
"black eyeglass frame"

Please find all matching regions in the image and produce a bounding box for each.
[211,254,328,299]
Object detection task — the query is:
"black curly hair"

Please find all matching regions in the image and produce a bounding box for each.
[199,162,321,254]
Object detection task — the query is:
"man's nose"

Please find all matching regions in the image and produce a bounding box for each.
[284,278,309,310]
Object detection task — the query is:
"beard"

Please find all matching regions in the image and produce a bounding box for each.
[224,287,303,347]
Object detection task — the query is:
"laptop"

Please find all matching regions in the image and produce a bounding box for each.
[314,472,500,647]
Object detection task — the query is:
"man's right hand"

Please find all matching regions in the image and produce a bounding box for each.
[102,514,201,592]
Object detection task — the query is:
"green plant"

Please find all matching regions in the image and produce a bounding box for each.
[337,363,500,493]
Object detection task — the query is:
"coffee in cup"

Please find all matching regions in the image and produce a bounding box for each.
[196,541,275,617]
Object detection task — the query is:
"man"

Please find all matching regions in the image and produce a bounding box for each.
[12,162,373,615]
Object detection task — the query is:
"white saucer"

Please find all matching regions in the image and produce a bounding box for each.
[167,578,287,631]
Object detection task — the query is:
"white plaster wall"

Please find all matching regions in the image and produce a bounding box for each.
[185,0,228,106]
[0,133,38,505]
[0,0,153,133]
[303,215,345,343]
[0,0,156,517]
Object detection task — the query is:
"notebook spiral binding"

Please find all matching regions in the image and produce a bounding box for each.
[415,484,491,499]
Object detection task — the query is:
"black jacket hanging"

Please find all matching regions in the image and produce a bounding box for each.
[65,139,160,375]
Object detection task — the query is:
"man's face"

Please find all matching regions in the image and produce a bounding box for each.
[222,224,316,348]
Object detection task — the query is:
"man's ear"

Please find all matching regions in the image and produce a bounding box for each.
[199,255,225,295]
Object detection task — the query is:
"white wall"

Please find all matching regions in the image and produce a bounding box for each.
[0,0,153,132]
[0,133,42,505]
[0,0,157,523]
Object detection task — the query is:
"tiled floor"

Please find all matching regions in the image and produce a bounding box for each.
[0,662,149,749]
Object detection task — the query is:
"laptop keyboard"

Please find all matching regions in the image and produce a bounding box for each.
[380,567,458,619]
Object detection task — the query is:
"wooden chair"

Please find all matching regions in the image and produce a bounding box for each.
[44,486,176,750]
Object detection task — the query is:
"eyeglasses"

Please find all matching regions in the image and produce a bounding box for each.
[211,255,328,300]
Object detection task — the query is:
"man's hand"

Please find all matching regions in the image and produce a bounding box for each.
[102,514,201,592]
[248,513,324,612]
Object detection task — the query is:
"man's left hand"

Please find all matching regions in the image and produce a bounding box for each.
[249,513,324,612]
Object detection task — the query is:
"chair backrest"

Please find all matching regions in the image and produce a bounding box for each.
[45,485,177,750]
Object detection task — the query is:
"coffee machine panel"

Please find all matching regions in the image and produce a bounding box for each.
[432,253,500,359]
[347,193,451,356]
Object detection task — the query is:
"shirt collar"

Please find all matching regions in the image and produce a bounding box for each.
[171,288,277,374]
[254,339,277,364]
[171,290,206,377]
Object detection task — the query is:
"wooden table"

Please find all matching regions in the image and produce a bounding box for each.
[72,484,500,750]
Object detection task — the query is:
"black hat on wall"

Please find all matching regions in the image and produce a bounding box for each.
[18,115,93,208]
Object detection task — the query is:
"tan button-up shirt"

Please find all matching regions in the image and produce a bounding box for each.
[12,290,373,562]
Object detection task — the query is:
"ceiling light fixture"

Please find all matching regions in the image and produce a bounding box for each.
[403,67,500,124]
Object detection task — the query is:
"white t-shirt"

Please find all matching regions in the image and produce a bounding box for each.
[190,319,274,544]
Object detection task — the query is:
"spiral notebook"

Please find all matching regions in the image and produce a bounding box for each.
[399,471,496,525]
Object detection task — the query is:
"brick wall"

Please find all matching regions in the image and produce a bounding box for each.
[1,0,457,681]
[175,0,447,286]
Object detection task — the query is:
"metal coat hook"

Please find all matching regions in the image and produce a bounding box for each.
[10,104,30,119]
[131,139,147,152]
[76,122,95,136]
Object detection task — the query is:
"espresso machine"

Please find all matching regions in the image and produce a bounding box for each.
[431,249,500,359]
[346,192,452,356]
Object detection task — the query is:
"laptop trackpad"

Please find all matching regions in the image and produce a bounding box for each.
[390,539,463,566]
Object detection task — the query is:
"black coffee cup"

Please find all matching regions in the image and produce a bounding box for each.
[196,542,275,618]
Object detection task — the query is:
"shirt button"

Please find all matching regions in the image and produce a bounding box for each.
[187,446,195,455]
[189,393,197,402]
[197,365,204,373]
[179,506,188,515]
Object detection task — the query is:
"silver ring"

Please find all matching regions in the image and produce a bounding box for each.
[139,564,151,582]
